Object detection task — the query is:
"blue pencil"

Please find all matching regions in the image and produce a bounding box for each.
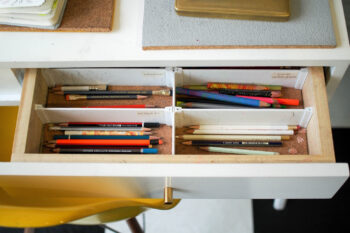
[53,135,159,140]
[176,87,270,107]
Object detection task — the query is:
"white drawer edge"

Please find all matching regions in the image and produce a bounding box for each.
[0,162,348,178]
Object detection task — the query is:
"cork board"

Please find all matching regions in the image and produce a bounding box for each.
[0,0,115,32]
[143,0,336,50]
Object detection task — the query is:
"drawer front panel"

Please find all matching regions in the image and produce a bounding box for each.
[0,163,348,199]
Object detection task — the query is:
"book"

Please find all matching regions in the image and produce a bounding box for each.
[0,0,67,29]
[0,0,46,8]
[0,0,55,14]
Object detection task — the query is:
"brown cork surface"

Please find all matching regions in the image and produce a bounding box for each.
[0,0,115,32]
[177,87,304,109]
[41,124,173,155]
[175,127,308,155]
[46,86,173,108]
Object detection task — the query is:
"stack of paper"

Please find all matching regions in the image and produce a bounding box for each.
[0,0,67,29]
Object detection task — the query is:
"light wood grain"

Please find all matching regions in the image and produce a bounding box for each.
[303,67,335,162]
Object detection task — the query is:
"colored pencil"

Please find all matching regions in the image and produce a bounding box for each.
[52,148,158,154]
[207,83,282,91]
[176,88,270,107]
[53,135,160,140]
[47,139,163,146]
[183,85,209,90]
[177,97,244,105]
[45,145,153,149]
[176,135,290,141]
[58,122,160,128]
[236,95,299,106]
[177,102,252,109]
[85,104,155,108]
[52,85,107,91]
[218,89,281,98]
[186,129,294,135]
[182,141,282,147]
[50,126,151,131]
[188,125,299,130]
[55,89,172,96]
[200,146,280,155]
[64,131,152,136]
[66,95,148,101]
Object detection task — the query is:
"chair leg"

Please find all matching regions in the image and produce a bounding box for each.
[24,228,35,233]
[273,199,287,211]
[126,217,144,233]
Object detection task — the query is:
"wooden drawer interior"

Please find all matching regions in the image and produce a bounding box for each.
[11,67,335,163]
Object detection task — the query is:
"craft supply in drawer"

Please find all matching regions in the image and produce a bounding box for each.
[176,85,302,109]
[175,126,308,155]
[42,121,172,154]
[47,85,173,108]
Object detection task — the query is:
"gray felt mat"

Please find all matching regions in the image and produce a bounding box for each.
[142,0,336,49]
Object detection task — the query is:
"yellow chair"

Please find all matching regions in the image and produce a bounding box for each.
[0,106,180,230]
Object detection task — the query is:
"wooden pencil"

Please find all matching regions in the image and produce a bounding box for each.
[182,141,282,147]
[176,135,290,141]
[53,135,160,140]
[85,104,155,108]
[52,85,107,91]
[176,88,270,107]
[64,131,152,136]
[186,129,295,135]
[207,83,282,91]
[200,146,280,155]
[47,139,163,146]
[66,95,148,101]
[58,122,160,128]
[55,89,172,96]
[218,89,282,97]
[236,95,299,106]
[52,148,158,154]
[188,125,299,130]
[50,126,151,131]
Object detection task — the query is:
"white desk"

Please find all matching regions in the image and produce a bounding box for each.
[0,0,349,101]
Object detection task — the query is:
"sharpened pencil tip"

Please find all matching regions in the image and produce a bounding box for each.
[138,95,148,99]
[182,141,192,145]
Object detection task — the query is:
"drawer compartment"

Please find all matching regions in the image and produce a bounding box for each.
[12,67,335,163]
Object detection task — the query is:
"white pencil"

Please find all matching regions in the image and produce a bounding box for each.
[176,135,290,141]
[189,125,299,130]
[200,146,279,155]
[186,129,294,135]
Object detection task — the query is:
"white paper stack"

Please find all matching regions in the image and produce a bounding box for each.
[0,0,67,29]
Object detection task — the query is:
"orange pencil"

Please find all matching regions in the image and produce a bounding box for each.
[47,139,163,146]
[236,95,299,106]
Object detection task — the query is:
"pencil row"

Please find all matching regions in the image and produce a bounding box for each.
[44,121,164,154]
[177,82,300,109]
[177,124,301,155]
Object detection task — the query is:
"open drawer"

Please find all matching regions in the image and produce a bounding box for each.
[0,67,348,201]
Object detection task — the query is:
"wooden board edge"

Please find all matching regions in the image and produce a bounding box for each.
[11,69,38,160]
[304,67,335,162]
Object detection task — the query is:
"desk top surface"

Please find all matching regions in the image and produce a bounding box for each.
[0,0,349,68]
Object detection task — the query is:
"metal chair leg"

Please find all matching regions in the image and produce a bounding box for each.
[126,217,144,233]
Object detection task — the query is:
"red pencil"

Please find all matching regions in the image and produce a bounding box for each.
[47,139,163,146]
[236,95,299,106]
[85,104,155,108]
